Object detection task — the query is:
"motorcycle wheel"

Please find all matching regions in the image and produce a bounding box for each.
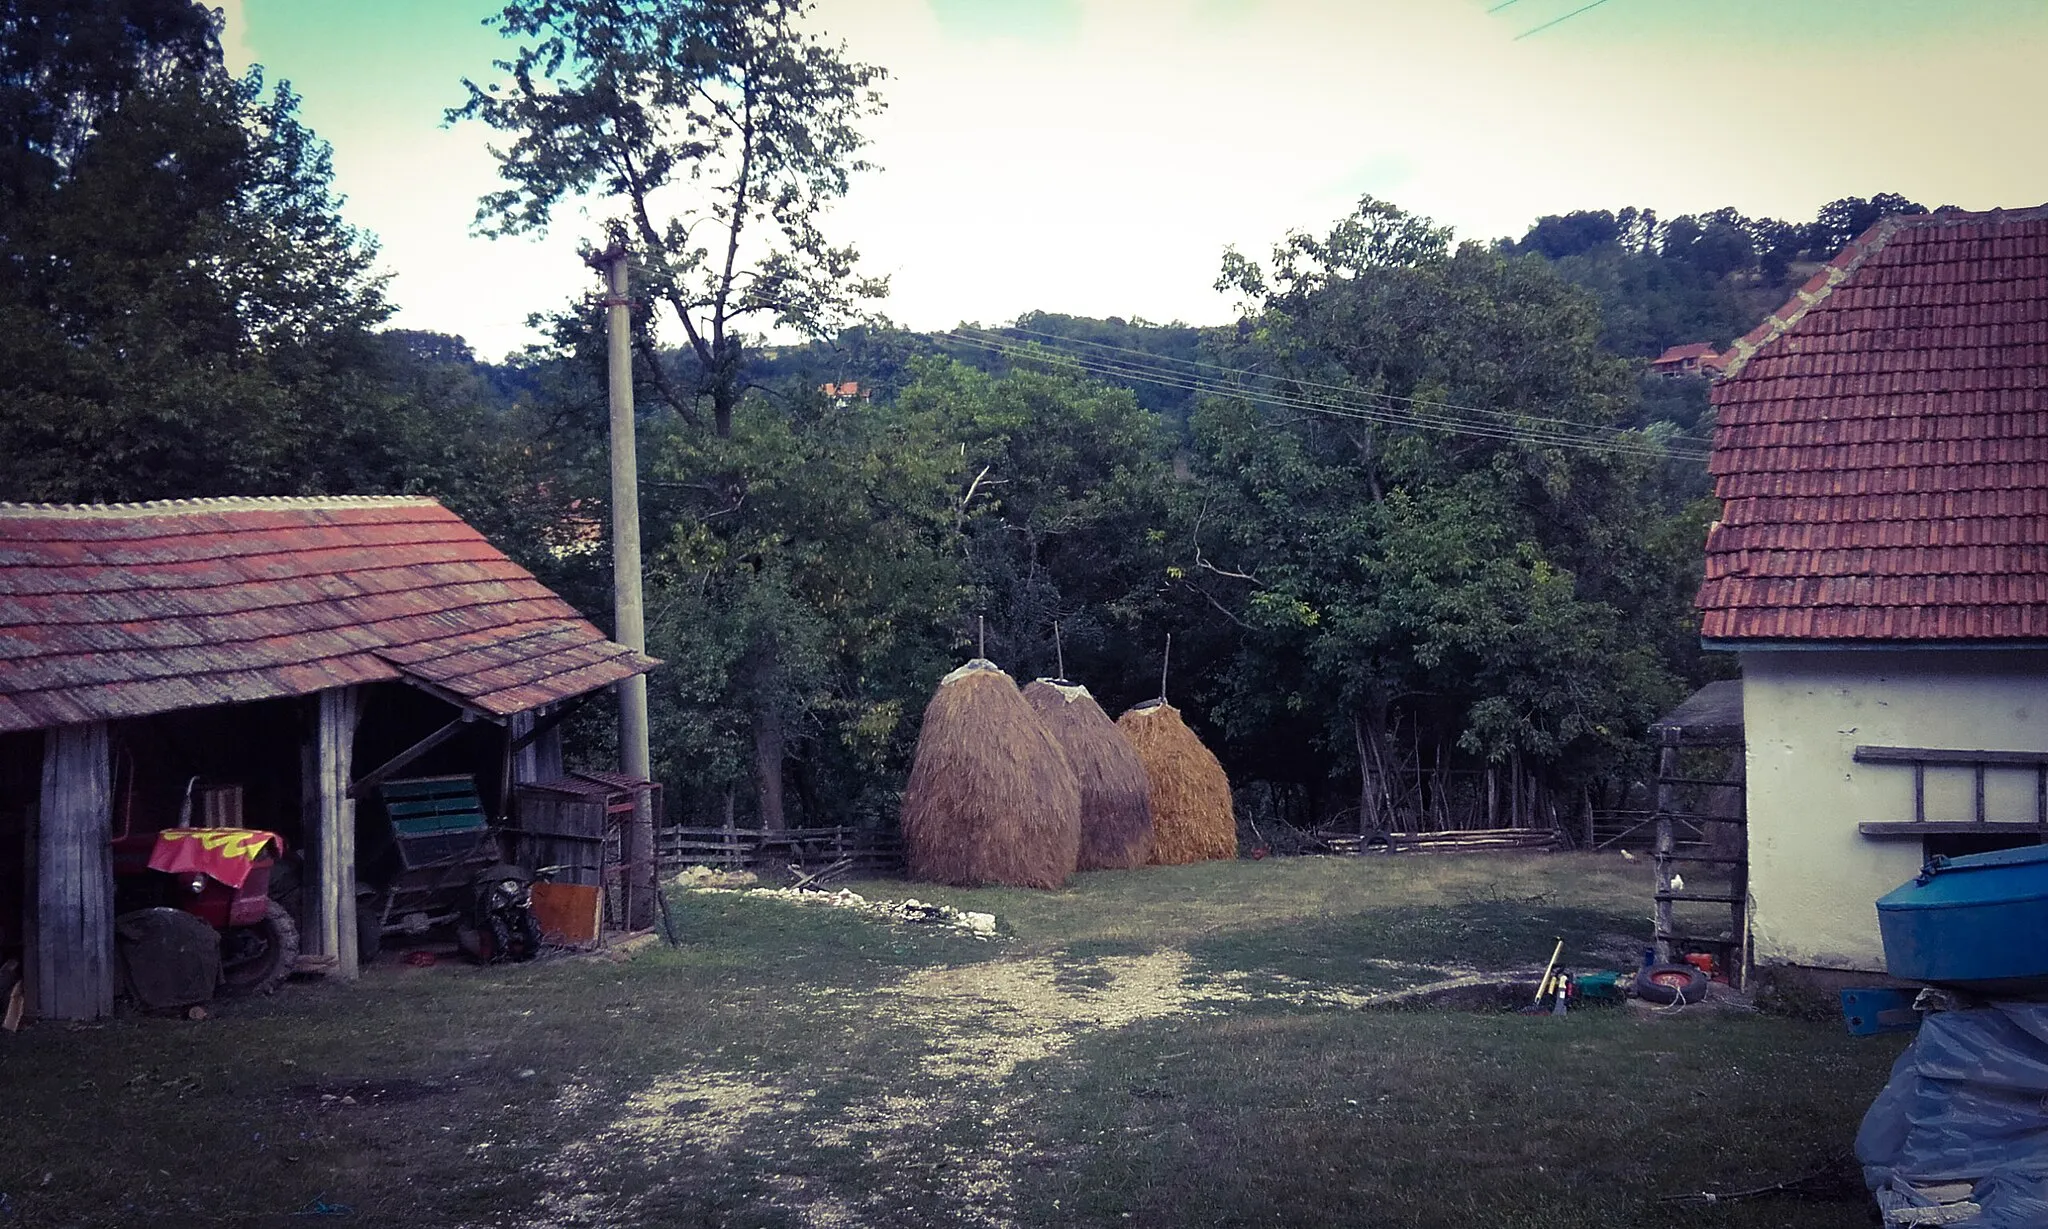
[512,911,543,962]
[220,899,300,996]
[486,915,514,965]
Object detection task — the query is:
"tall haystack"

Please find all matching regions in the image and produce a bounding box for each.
[1023,679,1154,870]
[901,660,1081,889]
[1116,700,1236,865]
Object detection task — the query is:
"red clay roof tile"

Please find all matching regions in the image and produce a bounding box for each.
[1700,206,2048,642]
[0,496,658,732]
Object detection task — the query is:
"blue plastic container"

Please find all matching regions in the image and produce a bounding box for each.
[1876,845,2048,992]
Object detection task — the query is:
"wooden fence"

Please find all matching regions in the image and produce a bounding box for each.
[657,825,904,876]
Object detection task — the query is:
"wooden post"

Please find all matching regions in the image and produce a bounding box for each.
[301,687,362,979]
[1653,728,1679,964]
[589,239,655,932]
[30,722,113,1021]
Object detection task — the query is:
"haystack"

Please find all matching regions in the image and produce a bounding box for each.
[1116,700,1236,864]
[1022,679,1155,870]
[900,660,1081,889]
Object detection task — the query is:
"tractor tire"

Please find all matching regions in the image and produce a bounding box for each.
[220,899,300,996]
[1635,962,1710,1005]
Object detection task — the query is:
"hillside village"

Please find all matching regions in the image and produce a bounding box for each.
[2,2,2046,1227]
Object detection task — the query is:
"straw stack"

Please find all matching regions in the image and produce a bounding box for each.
[1116,700,1236,864]
[1022,679,1154,870]
[900,660,1081,889]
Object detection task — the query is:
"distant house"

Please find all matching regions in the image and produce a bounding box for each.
[1698,204,2048,979]
[820,381,870,408]
[1648,343,1726,378]
[0,496,658,1020]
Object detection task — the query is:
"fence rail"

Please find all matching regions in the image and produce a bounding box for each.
[657,825,904,875]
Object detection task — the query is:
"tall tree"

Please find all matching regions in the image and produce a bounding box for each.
[452,0,888,435]
[455,0,891,828]
[0,0,401,502]
[1191,197,1691,830]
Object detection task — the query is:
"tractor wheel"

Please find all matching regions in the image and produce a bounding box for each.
[220,900,300,996]
[1634,962,1710,1005]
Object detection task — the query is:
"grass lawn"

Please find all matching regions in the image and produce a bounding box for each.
[0,853,1901,1227]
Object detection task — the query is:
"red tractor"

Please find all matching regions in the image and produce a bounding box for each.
[111,825,300,997]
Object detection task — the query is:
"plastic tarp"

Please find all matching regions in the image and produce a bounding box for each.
[1857,1001,2048,1227]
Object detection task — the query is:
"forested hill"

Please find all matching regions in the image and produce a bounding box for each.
[1499,194,1931,359]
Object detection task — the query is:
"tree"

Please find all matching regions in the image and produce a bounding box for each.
[1189,197,1692,830]
[455,0,892,828]
[894,356,1175,696]
[452,0,888,436]
[0,0,402,502]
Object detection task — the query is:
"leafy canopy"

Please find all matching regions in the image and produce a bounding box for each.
[452,0,888,433]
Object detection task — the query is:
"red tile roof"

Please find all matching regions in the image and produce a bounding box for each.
[1652,342,1721,366]
[1698,205,2048,643]
[0,496,658,733]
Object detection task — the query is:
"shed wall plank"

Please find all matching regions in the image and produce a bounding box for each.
[32,722,112,1020]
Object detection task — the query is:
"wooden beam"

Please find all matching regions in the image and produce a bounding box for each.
[1855,746,2048,767]
[1859,822,2048,838]
[31,722,112,1021]
[345,712,470,800]
[302,688,363,980]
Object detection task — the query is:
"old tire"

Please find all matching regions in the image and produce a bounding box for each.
[221,899,300,996]
[1635,962,1709,1005]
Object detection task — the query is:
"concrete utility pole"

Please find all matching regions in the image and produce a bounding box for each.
[586,234,655,930]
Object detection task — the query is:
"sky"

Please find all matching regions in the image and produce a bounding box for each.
[219,0,2048,362]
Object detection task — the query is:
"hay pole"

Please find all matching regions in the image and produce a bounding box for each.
[1159,633,1172,703]
[978,614,986,659]
[1054,621,1065,680]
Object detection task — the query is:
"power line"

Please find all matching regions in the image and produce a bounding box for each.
[983,322,1710,448]
[949,330,1703,461]
[1516,0,1614,39]
[944,329,1709,463]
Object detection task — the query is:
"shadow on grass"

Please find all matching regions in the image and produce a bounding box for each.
[1007,1006,1900,1229]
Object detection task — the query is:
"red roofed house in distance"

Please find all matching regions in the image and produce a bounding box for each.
[1697,205,2048,986]
[0,496,659,1021]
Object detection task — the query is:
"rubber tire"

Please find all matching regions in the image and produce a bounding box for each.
[1360,829,1398,855]
[220,899,300,996]
[1635,962,1710,1005]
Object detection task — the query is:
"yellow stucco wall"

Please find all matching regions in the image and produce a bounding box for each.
[1741,649,2048,973]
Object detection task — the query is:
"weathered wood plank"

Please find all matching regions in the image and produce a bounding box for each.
[301,688,362,980]
[32,722,112,1021]
[1855,746,2048,766]
[1859,821,2048,837]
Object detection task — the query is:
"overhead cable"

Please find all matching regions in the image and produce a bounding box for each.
[944,329,1709,463]
[982,323,1710,449]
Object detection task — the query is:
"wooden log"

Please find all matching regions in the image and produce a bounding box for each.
[300,687,362,980]
[32,722,113,1021]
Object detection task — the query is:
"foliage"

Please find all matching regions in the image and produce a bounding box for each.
[634,388,963,826]
[453,0,889,434]
[0,0,425,502]
[1183,197,1694,823]
[1502,194,1931,358]
[893,356,1176,699]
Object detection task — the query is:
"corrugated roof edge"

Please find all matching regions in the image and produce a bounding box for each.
[1715,202,2048,384]
[0,495,443,518]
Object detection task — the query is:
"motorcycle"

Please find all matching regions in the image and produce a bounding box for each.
[455,863,550,964]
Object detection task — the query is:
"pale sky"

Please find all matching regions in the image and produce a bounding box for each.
[220,1,2048,361]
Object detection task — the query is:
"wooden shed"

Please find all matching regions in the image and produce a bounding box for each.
[0,496,659,1021]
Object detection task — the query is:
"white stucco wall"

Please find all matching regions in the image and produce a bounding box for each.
[1741,649,2048,973]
